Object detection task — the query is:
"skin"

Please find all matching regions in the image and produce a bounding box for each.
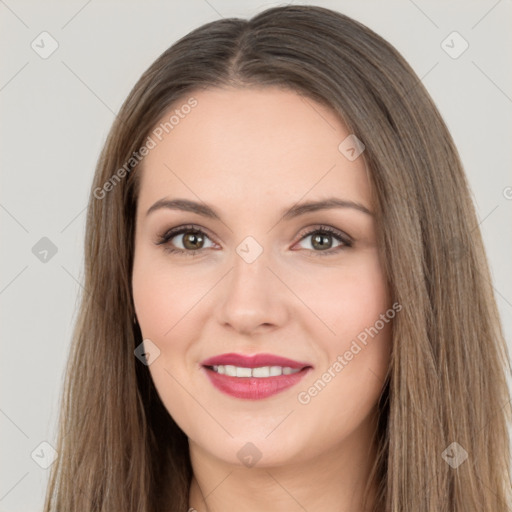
[132,87,393,512]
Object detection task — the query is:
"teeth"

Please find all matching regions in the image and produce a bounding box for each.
[236,366,252,378]
[211,365,301,378]
[269,366,282,376]
[253,366,271,377]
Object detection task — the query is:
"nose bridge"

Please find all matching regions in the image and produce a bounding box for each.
[235,234,266,267]
[229,234,272,295]
[215,233,287,332]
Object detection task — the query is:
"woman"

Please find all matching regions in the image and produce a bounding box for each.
[44,5,511,511]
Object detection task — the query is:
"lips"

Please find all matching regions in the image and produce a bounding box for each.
[201,352,313,400]
[201,352,311,369]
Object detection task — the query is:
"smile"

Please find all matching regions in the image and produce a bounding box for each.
[201,352,313,400]
[211,364,301,377]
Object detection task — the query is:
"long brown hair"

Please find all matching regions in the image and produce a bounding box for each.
[44,5,511,511]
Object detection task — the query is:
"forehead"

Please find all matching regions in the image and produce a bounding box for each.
[136,86,371,214]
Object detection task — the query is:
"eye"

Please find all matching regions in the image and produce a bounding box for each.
[156,224,217,256]
[155,224,352,257]
[294,225,352,256]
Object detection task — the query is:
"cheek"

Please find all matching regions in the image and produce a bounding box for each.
[299,251,390,344]
[132,265,169,339]
[296,252,392,413]
[132,250,209,340]
[132,255,203,429]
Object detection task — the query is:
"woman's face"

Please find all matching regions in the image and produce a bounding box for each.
[132,86,393,468]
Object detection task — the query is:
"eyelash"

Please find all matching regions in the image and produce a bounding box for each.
[155,224,353,257]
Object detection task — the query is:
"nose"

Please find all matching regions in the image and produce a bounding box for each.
[214,240,290,336]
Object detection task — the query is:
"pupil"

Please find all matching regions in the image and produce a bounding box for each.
[184,232,203,250]
[312,233,331,250]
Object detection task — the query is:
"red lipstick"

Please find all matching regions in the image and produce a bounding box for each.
[201,353,310,369]
[201,353,312,400]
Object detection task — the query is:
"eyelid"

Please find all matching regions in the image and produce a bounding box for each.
[155,223,220,252]
[155,223,353,256]
[157,224,217,244]
[295,224,353,246]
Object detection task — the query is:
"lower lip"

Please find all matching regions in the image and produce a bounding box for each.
[202,366,311,400]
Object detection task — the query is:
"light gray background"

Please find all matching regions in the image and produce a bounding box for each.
[1,1,511,510]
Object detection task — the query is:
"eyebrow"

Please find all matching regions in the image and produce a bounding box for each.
[146,197,373,221]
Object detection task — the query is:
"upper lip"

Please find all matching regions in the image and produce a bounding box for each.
[201,353,312,370]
